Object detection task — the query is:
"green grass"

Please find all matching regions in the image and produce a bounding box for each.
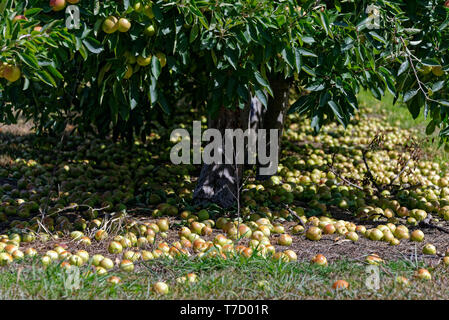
[357,90,449,166]
[0,255,447,300]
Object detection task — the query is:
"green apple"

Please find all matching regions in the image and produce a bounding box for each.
[108,241,123,254]
[410,230,424,242]
[120,259,134,272]
[423,243,436,255]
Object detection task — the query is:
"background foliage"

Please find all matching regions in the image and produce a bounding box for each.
[0,0,448,145]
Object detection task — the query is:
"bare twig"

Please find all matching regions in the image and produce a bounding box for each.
[327,153,364,190]
[419,217,449,234]
[389,138,421,187]
[330,167,364,190]
[400,37,440,105]
[45,204,110,218]
[362,148,382,192]
[283,205,306,227]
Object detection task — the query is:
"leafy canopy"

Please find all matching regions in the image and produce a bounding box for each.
[0,0,448,144]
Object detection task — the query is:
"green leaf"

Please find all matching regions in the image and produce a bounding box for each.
[432,81,445,93]
[439,17,449,31]
[254,71,269,88]
[158,91,170,114]
[211,50,218,67]
[426,120,436,135]
[311,110,323,133]
[189,24,199,43]
[421,59,440,67]
[294,48,302,73]
[24,8,42,17]
[281,47,295,69]
[319,11,333,38]
[189,5,204,18]
[46,66,63,80]
[301,36,315,44]
[254,88,267,108]
[406,95,421,119]
[82,37,104,54]
[328,100,346,127]
[302,65,316,77]
[288,95,311,115]
[224,48,237,70]
[79,44,88,61]
[17,52,39,70]
[403,89,418,102]
[319,92,330,107]
[23,77,30,91]
[0,0,8,14]
[149,76,158,105]
[381,73,396,96]
[397,60,409,76]
[123,0,130,10]
[35,70,56,87]
[438,100,449,107]
[109,96,118,125]
[356,17,371,31]
[441,126,449,136]
[404,28,422,35]
[369,31,386,44]
[151,56,162,80]
[306,82,325,91]
[298,49,317,58]
[198,17,209,30]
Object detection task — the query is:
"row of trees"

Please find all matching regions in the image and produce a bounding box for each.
[1,0,449,207]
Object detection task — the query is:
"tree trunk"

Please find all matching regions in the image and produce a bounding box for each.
[257,76,290,180]
[193,106,249,208]
[193,77,291,208]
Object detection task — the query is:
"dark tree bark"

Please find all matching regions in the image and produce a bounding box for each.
[193,77,291,208]
[256,76,291,180]
[193,106,249,208]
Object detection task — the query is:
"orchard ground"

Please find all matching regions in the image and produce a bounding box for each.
[1,94,449,299]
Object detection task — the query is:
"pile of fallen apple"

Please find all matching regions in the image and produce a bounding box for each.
[0,105,449,292]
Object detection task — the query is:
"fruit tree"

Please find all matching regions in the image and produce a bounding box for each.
[1,0,449,208]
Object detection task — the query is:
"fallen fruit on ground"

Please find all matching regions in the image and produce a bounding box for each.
[100,258,114,270]
[108,276,121,284]
[366,254,384,265]
[0,253,13,266]
[395,276,410,286]
[311,254,328,266]
[120,260,134,272]
[346,231,359,242]
[416,268,432,280]
[278,234,292,246]
[306,227,322,241]
[422,244,437,255]
[410,230,425,242]
[332,280,349,290]
[153,281,169,295]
